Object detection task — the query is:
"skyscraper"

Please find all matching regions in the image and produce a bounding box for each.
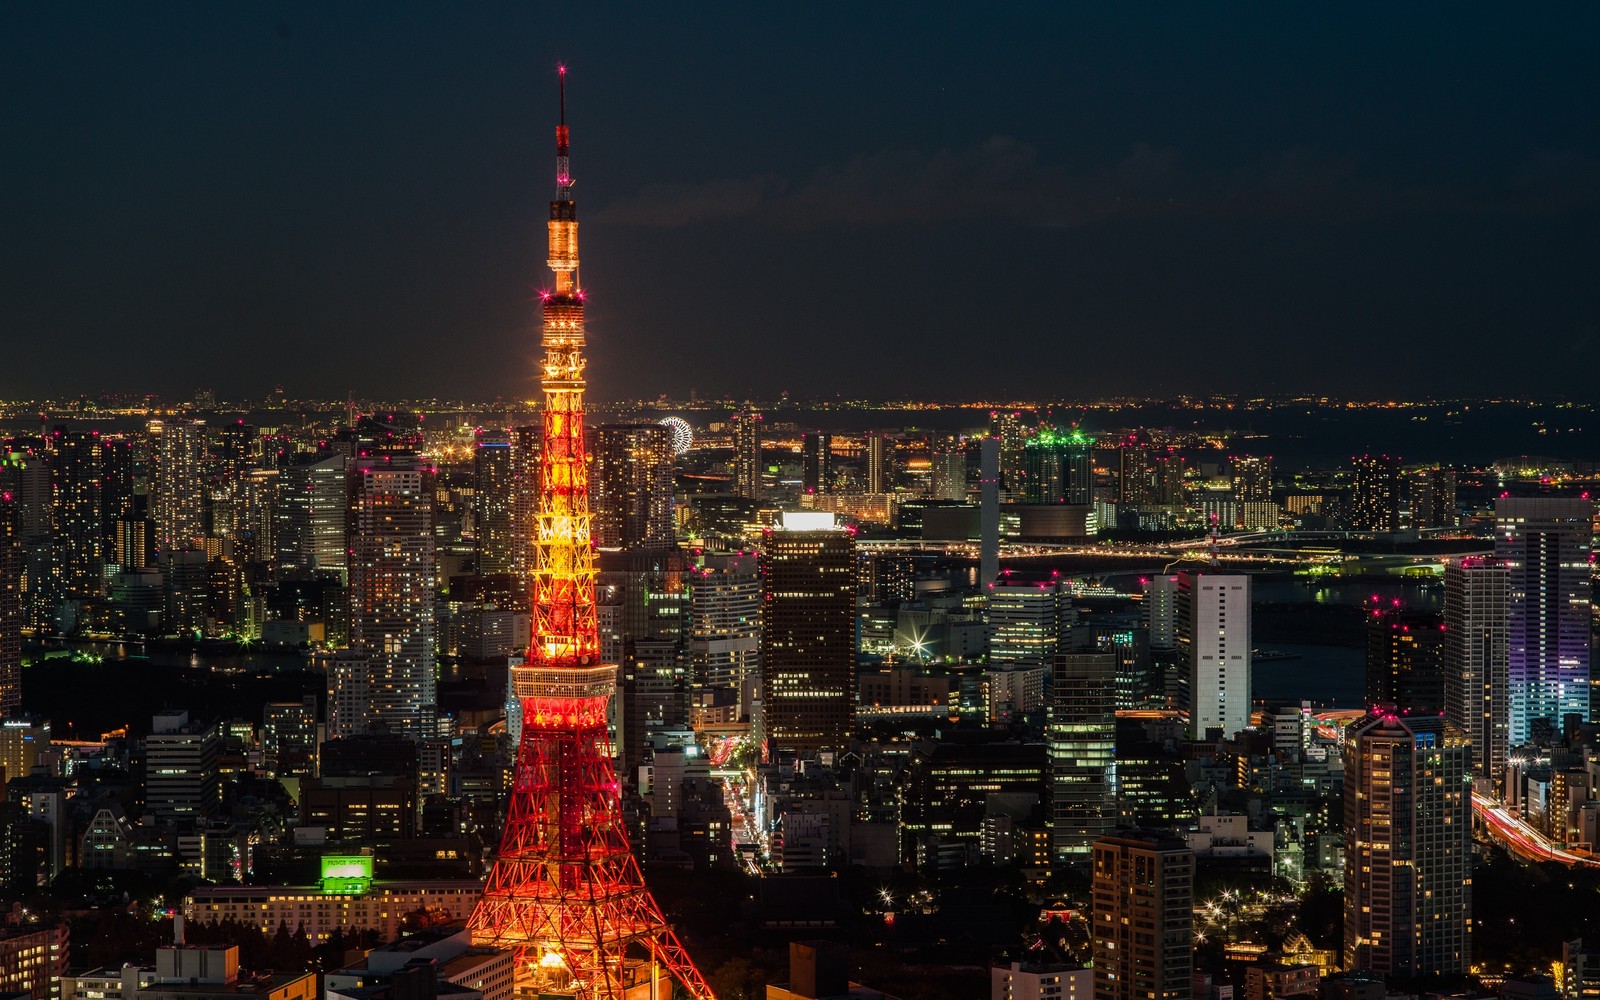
[3,440,55,630]
[344,453,438,739]
[928,435,966,501]
[143,710,222,822]
[865,432,893,494]
[1092,832,1194,1000]
[274,454,348,581]
[1364,601,1446,714]
[1231,455,1272,504]
[509,424,541,585]
[1350,454,1401,532]
[1443,557,1510,783]
[760,512,857,753]
[1143,574,1179,650]
[1177,570,1251,740]
[989,577,1071,671]
[1231,454,1277,529]
[1118,442,1151,506]
[688,550,761,708]
[731,410,762,499]
[1343,710,1471,978]
[49,429,108,599]
[1152,452,1185,507]
[0,494,20,718]
[991,410,1027,495]
[472,432,516,573]
[1022,427,1093,505]
[151,418,207,552]
[1496,495,1592,745]
[592,423,675,550]
[1413,467,1458,529]
[1050,652,1116,864]
[801,432,832,495]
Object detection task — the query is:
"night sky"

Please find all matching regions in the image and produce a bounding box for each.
[2,5,1597,402]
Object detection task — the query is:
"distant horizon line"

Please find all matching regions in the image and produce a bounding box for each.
[0,393,1592,414]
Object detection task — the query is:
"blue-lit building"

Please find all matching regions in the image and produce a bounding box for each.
[1495,495,1592,746]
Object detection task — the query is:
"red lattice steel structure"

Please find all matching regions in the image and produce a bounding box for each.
[467,67,716,1000]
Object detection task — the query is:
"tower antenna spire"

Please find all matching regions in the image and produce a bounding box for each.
[554,64,572,194]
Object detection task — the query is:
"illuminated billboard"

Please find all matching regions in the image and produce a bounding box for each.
[319,854,373,894]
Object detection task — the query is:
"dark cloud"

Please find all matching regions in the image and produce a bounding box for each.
[597,138,1599,231]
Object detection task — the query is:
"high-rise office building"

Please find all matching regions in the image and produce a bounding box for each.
[1413,467,1458,529]
[688,551,761,706]
[1496,495,1592,745]
[801,432,832,495]
[1143,574,1179,650]
[151,418,208,552]
[1049,652,1116,864]
[1177,570,1251,740]
[989,578,1071,671]
[274,454,348,580]
[865,433,893,494]
[760,513,857,753]
[731,410,762,500]
[472,432,516,573]
[1350,454,1401,532]
[1443,557,1509,783]
[928,436,966,501]
[1092,832,1194,1000]
[0,495,20,719]
[1343,711,1471,978]
[1022,428,1093,505]
[1364,602,1446,714]
[144,710,222,822]
[344,453,439,739]
[592,423,675,550]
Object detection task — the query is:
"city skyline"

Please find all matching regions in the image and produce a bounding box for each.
[5,11,1600,1000]
[4,6,1598,401]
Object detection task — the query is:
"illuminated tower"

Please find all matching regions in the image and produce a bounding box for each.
[467,69,715,1000]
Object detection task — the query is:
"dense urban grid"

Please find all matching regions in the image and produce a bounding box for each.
[5,54,1600,1000]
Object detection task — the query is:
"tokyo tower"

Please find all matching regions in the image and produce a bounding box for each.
[467,67,716,1000]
